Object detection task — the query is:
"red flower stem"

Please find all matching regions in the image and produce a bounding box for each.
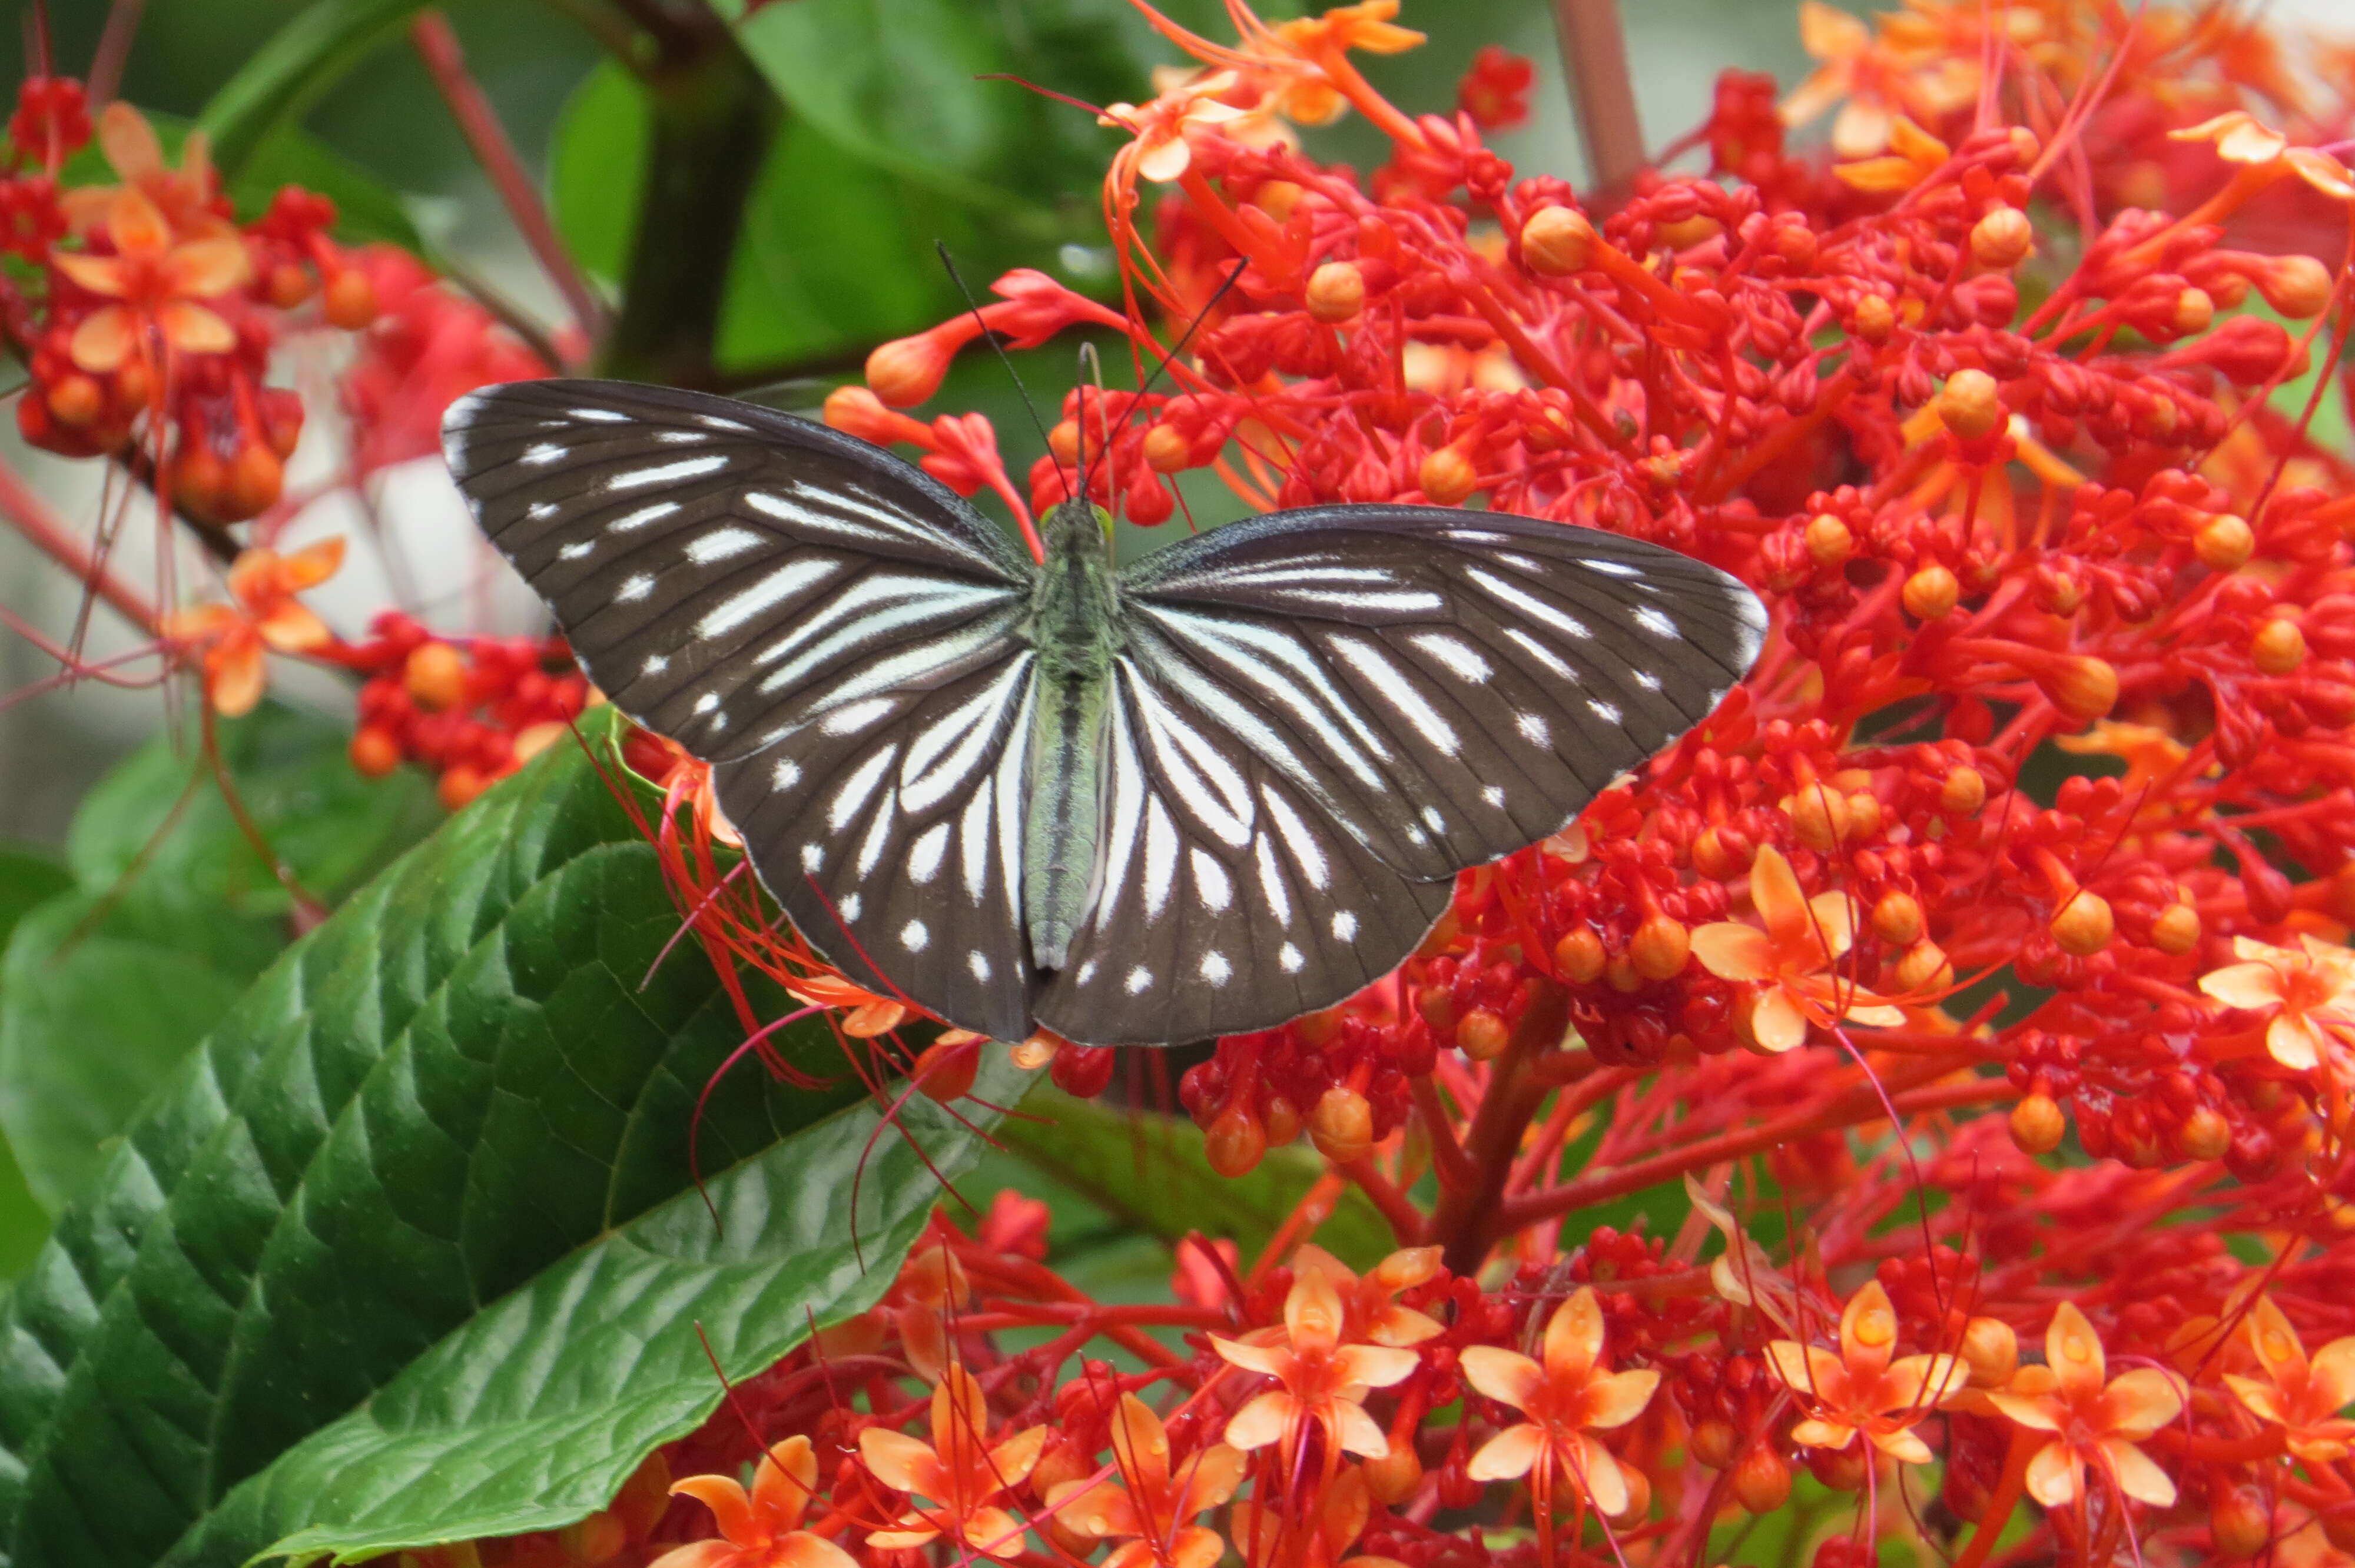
[1428,980,1570,1274]
[1550,0,1644,196]
[0,454,160,634]
[1701,363,1860,503]
[409,11,605,355]
[1951,1423,2039,1568]
[1338,1157,1426,1246]
[1496,1061,2004,1229]
[1409,1072,1476,1194]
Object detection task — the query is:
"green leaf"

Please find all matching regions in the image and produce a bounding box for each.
[0,710,1004,1567]
[197,0,445,179]
[67,701,438,920]
[997,1085,1395,1271]
[548,61,648,291]
[0,892,280,1213]
[0,850,68,962]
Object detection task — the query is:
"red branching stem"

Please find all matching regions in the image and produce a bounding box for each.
[1338,1157,1426,1246]
[409,11,605,354]
[0,455,160,634]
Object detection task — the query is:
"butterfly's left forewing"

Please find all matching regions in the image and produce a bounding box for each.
[444,378,1043,1039]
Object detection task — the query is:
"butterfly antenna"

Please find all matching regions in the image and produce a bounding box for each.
[935,242,1057,464]
[1133,257,1248,405]
[1076,339,1112,515]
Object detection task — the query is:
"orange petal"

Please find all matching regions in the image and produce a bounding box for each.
[2101,1437,2177,1507]
[161,237,253,298]
[1880,1353,1967,1411]
[1747,845,1809,944]
[1766,1340,1848,1403]
[1331,1343,1419,1390]
[256,601,331,654]
[1368,1245,1443,1293]
[1790,1416,1859,1450]
[1838,1280,1899,1382]
[1983,1390,2064,1433]
[2099,1367,2185,1437]
[772,1532,860,1568]
[1796,0,1869,61]
[68,305,138,373]
[1044,1479,1140,1538]
[1136,132,1193,184]
[1542,1286,1607,1381]
[1867,1424,1936,1466]
[1805,890,1859,958]
[858,1429,944,1496]
[1109,1393,1172,1491]
[2045,1302,2107,1397]
[2243,1295,2310,1386]
[1283,1265,1346,1353]
[1566,1433,1628,1516]
[155,299,236,356]
[1223,1389,1293,1451]
[1212,1334,1288,1377]
[208,639,266,717]
[1168,1524,1226,1568]
[1690,922,1775,982]
[50,253,129,297]
[1750,986,1809,1053]
[751,1436,820,1535]
[2268,1015,2325,1072]
[1331,1398,1391,1459]
[986,1425,1047,1488]
[284,536,348,589]
[2201,960,2289,1011]
[105,185,171,257]
[669,1474,755,1547]
[97,101,165,182]
[1176,1442,1246,1514]
[863,1522,941,1551]
[2308,1338,2355,1410]
[1459,1346,1544,1410]
[1369,1305,1446,1347]
[2022,1439,2081,1509]
[2223,1373,2286,1424]
[646,1542,739,1568]
[1465,1421,1543,1481]
[1829,99,1894,159]
[1584,1367,1660,1430]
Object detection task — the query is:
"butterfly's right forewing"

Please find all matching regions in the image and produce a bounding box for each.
[445,379,1043,1039]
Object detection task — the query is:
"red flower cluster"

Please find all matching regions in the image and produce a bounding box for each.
[344,615,591,809]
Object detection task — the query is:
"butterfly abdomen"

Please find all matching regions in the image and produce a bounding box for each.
[1022,502,1122,971]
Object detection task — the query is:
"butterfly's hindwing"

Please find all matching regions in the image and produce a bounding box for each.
[1033,655,1453,1047]
[1115,506,1767,882]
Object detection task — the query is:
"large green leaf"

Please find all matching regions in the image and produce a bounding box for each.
[999,1085,1395,1271]
[196,0,445,178]
[0,850,70,1276]
[0,712,1001,1568]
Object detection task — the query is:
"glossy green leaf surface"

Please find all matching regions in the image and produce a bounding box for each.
[0,713,993,1568]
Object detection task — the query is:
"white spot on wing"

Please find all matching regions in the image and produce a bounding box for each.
[1191,848,1232,912]
[801,842,824,872]
[838,893,862,922]
[1125,966,1155,995]
[569,407,629,423]
[968,950,992,981]
[771,757,800,789]
[1328,636,1460,756]
[1332,909,1359,941]
[1467,567,1594,640]
[643,654,669,676]
[522,442,566,466]
[1586,559,1642,578]
[821,697,897,735]
[1517,712,1551,745]
[1200,951,1232,986]
[617,573,653,603]
[558,540,593,561]
[606,454,728,490]
[1482,785,1505,807]
[827,745,899,833]
[655,430,706,444]
[1633,606,1681,640]
[1588,698,1623,724]
[1076,959,1098,984]
[694,693,720,715]
[1279,942,1305,973]
[1409,631,1491,683]
[901,919,930,951]
[908,822,949,883]
[686,526,763,564]
[609,500,681,534]
[528,501,557,521]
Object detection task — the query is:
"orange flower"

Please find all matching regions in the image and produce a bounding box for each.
[2198,935,2355,1072]
[2172,110,2355,202]
[1044,1395,1244,1568]
[1778,0,1981,158]
[1833,115,1952,194]
[654,1436,858,1568]
[2223,1294,2355,1464]
[1265,1,1424,124]
[51,184,249,375]
[1461,1287,1660,1517]
[164,538,344,717]
[1102,71,1255,184]
[1985,1302,2185,1510]
[785,968,910,1038]
[1213,1265,1419,1463]
[1289,1244,1447,1347]
[858,1363,1047,1559]
[1765,1280,1966,1465]
[1690,845,1903,1052]
[59,102,231,240]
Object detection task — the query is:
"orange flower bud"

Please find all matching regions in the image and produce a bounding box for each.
[1872,891,1925,945]
[1658,214,1722,250]
[1940,766,1986,814]
[1844,790,1883,839]
[1253,180,1302,220]
[2253,615,2307,674]
[1902,563,1959,619]
[1631,914,1690,980]
[1418,443,1478,505]
[1142,424,1191,472]
[513,720,567,764]
[173,444,226,521]
[1605,953,1644,994]
[2170,285,2214,337]
[2256,254,2333,319]
[1555,926,1607,984]
[2212,1484,2271,1560]
[1935,369,2003,440]
[1969,207,2033,269]
[821,384,898,444]
[2195,513,2254,572]
[1205,1106,1267,1177]
[1785,785,1849,852]
[2051,891,2114,955]
[1689,1419,1738,1470]
[1310,1086,1374,1164]
[46,373,101,427]
[866,331,951,407]
[2041,656,2118,722]
[2010,1091,2065,1154]
[438,762,487,811]
[349,726,403,778]
[1960,1315,2019,1387]
[1893,938,1952,995]
[1262,1092,1302,1148]
[1456,1007,1510,1060]
[1850,293,1895,344]
[2180,1107,2231,1162]
[913,1038,980,1104]
[223,443,284,521]
[323,269,377,331]
[2151,902,2201,955]
[1804,513,1853,568]
[1691,826,1749,879]
[405,640,469,712]
[1363,1440,1423,1504]
[266,262,313,310]
[1306,260,1366,322]
[1520,205,1596,275]
[1732,1447,1791,1515]
[1047,419,1082,464]
[1611,1463,1651,1523]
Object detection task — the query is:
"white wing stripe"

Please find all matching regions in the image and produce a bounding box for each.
[1328,635,1461,757]
[827,744,899,834]
[1464,566,1595,641]
[697,557,838,639]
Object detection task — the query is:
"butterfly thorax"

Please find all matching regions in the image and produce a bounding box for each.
[1021,501,1122,974]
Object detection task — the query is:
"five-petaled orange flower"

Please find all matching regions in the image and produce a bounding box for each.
[1044,1394,1244,1568]
[1101,70,1253,184]
[1460,1287,1660,1517]
[654,1435,857,1568]
[1264,1,1424,124]
[2223,1294,2355,1464]
[858,1362,1046,1559]
[1766,1280,1966,1465]
[2171,111,2355,203]
[50,182,250,376]
[61,102,232,240]
[1213,1264,1419,1462]
[165,539,345,717]
[2198,935,2355,1072]
[1291,1244,1448,1347]
[1691,845,1904,1053]
[1986,1302,2185,1510]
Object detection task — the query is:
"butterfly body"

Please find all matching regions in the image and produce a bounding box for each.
[444,379,1769,1048]
[1022,500,1122,969]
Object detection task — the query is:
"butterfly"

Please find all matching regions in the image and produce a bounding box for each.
[442,378,1767,1047]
